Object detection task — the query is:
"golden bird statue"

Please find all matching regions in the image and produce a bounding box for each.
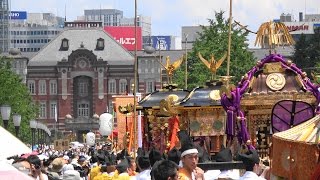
[159,56,184,84]
[198,52,227,80]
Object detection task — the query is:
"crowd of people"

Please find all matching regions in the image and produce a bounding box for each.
[6,130,270,180]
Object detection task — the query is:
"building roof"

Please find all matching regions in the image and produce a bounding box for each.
[138,85,190,109]
[179,81,223,107]
[29,28,134,66]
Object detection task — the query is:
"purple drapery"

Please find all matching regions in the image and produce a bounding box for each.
[221,53,320,149]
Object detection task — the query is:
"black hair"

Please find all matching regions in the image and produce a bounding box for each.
[137,156,150,170]
[152,160,178,180]
[27,155,41,169]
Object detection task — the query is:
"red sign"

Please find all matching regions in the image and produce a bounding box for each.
[104,26,142,51]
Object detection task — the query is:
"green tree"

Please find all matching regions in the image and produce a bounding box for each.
[293,27,320,75]
[0,56,38,144]
[174,11,256,89]
[293,33,310,68]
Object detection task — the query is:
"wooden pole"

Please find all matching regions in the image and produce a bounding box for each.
[133,0,138,159]
[227,0,232,78]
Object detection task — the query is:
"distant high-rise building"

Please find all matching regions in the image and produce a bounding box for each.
[120,16,151,37]
[9,13,64,58]
[84,9,151,37]
[0,0,10,53]
[84,9,123,26]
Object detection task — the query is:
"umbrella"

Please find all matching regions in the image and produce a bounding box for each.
[0,160,34,180]
[0,126,32,160]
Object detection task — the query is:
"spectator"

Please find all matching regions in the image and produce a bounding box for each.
[152,160,179,180]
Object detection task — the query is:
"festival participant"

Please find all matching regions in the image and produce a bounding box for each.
[135,155,151,180]
[89,153,106,180]
[238,149,268,180]
[214,145,239,179]
[177,130,204,180]
[126,156,138,176]
[167,147,181,166]
[92,163,110,180]
[113,159,131,180]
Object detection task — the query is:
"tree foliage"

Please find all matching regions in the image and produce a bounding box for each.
[292,27,320,75]
[173,11,256,89]
[0,56,38,143]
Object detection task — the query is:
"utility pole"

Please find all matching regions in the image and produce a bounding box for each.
[133,0,138,159]
[184,33,188,89]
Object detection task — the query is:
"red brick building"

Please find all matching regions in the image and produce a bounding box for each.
[27,22,136,141]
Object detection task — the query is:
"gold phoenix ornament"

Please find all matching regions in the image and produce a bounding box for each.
[198,52,227,80]
[159,56,184,84]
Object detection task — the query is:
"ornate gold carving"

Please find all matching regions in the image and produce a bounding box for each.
[209,90,221,101]
[118,103,133,114]
[198,52,227,80]
[158,56,184,84]
[158,95,178,116]
[255,21,295,48]
[220,76,236,98]
[263,62,284,74]
[266,73,286,91]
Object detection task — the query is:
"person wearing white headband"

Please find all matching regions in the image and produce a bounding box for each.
[177,130,204,180]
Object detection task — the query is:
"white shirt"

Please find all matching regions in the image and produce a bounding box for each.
[135,169,151,180]
[239,171,266,180]
[217,169,240,179]
[204,170,221,180]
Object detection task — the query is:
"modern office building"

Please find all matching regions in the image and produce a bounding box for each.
[84,9,151,37]
[120,16,151,37]
[9,13,64,58]
[84,9,123,26]
[278,13,320,42]
[0,0,10,53]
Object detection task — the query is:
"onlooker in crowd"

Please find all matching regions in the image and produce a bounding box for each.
[27,154,49,180]
[152,160,179,180]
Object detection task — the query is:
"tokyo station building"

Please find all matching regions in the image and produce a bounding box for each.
[27,22,137,139]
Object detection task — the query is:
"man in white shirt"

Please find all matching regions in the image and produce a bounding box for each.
[136,155,151,180]
[238,149,266,180]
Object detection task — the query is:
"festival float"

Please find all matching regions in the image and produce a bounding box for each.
[177,52,229,155]
[137,56,190,152]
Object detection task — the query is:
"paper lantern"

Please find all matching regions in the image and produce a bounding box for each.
[86,132,95,146]
[99,113,113,136]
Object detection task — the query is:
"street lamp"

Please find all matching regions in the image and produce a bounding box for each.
[12,113,21,137]
[1,104,11,129]
[30,120,37,151]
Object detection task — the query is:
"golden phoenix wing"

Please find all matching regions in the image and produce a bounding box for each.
[215,53,227,70]
[198,52,211,70]
[171,56,184,70]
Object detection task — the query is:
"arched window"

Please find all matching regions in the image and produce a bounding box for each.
[60,38,69,51]
[108,79,116,94]
[119,79,127,94]
[96,38,105,50]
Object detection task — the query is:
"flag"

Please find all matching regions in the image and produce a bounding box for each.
[138,111,142,148]
[54,104,58,122]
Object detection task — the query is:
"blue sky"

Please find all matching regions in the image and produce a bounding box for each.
[11,0,320,47]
